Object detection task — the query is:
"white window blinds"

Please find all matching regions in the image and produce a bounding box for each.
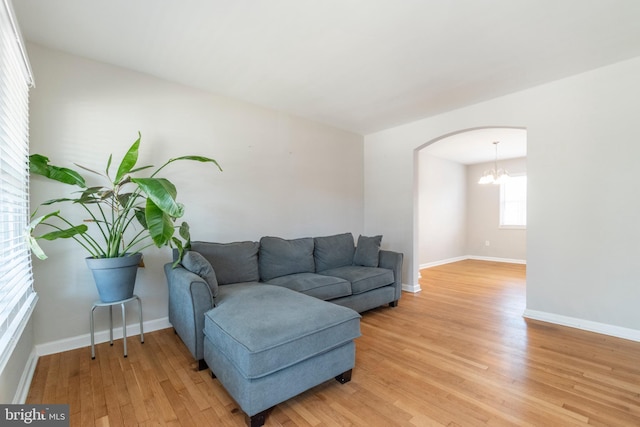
[0,0,36,371]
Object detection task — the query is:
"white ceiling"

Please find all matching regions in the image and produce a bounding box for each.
[12,0,640,161]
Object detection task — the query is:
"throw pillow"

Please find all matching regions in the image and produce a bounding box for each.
[353,235,382,267]
[181,251,219,298]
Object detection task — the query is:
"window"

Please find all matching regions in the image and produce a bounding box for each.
[500,175,527,228]
[0,0,36,372]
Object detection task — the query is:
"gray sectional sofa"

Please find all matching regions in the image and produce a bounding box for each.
[164,232,404,367]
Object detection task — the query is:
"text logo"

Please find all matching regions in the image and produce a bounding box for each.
[0,405,69,426]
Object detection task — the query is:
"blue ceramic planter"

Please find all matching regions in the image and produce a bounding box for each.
[86,253,143,303]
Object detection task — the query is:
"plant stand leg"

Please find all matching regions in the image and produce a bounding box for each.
[109,305,113,345]
[122,301,127,357]
[90,305,97,359]
[136,295,144,344]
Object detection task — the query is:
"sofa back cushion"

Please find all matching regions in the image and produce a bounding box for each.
[259,236,315,281]
[191,241,260,285]
[314,232,355,272]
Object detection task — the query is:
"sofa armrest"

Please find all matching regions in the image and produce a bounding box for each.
[164,263,214,362]
[378,250,403,302]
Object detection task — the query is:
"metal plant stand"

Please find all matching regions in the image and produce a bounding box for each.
[90,295,144,359]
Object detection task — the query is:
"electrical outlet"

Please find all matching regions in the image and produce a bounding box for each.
[485,240,490,246]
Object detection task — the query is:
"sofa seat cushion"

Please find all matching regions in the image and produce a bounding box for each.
[318,266,395,295]
[204,283,361,380]
[265,273,351,301]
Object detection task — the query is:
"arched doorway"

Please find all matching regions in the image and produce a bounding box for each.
[413,127,527,289]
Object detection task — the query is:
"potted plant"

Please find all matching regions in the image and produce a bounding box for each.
[27,132,221,302]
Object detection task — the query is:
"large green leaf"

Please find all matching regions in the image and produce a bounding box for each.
[179,221,191,252]
[129,165,154,174]
[26,212,60,260]
[114,132,141,184]
[28,210,61,231]
[74,162,104,177]
[29,154,86,187]
[171,236,185,267]
[106,154,112,176]
[144,198,175,246]
[131,177,184,218]
[179,221,190,240]
[168,155,223,171]
[118,192,142,210]
[38,224,88,240]
[74,186,106,204]
[134,207,147,229]
[28,235,47,260]
[41,197,79,205]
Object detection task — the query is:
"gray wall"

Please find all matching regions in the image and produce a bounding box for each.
[417,153,466,264]
[27,43,365,348]
[364,55,640,332]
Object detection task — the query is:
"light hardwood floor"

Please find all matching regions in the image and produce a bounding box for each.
[27,260,640,426]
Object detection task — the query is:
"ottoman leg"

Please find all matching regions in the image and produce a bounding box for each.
[246,407,272,427]
[335,369,353,384]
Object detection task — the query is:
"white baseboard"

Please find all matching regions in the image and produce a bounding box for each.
[420,256,469,270]
[523,309,640,342]
[468,255,526,264]
[12,348,38,404]
[35,316,172,356]
[420,255,526,270]
[402,283,421,293]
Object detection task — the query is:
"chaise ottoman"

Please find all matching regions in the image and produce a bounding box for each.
[203,283,361,427]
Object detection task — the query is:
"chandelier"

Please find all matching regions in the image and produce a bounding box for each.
[478,141,509,185]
